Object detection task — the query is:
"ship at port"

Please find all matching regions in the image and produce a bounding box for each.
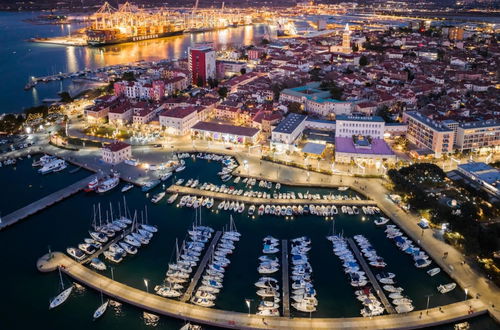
[85,2,185,46]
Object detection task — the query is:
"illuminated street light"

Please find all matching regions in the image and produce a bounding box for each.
[144,279,149,293]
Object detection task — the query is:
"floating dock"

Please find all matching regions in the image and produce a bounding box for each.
[347,238,396,314]
[281,239,290,318]
[0,175,94,230]
[167,185,375,206]
[181,231,223,303]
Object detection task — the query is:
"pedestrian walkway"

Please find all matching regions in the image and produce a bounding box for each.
[282,239,290,318]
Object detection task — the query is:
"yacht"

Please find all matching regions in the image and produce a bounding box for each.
[97,173,120,193]
[427,267,441,277]
[119,241,138,255]
[49,269,73,309]
[168,194,179,204]
[38,159,67,174]
[93,293,109,320]
[151,192,166,203]
[66,247,86,261]
[374,217,390,226]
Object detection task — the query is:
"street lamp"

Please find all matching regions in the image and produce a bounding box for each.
[144,279,149,293]
[425,294,432,314]
[464,288,468,301]
[245,299,251,316]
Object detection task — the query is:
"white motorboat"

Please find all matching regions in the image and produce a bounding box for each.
[97,173,120,193]
[437,283,456,294]
[151,192,166,203]
[374,217,390,226]
[90,258,107,271]
[395,304,414,313]
[121,184,134,193]
[168,193,179,204]
[67,247,86,261]
[427,267,441,276]
[119,241,138,255]
[292,301,316,313]
[175,165,186,172]
[39,159,67,174]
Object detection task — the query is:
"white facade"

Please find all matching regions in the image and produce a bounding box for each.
[335,116,385,139]
[102,142,132,165]
[159,108,199,135]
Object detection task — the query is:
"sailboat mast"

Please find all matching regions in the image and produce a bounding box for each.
[98,203,102,228]
[58,267,64,290]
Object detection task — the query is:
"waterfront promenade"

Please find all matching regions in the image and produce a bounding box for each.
[166,185,376,206]
[37,252,487,329]
[0,174,94,230]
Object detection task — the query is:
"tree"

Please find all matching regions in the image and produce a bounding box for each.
[196,76,204,87]
[240,68,247,75]
[207,77,219,89]
[217,86,228,99]
[329,86,343,100]
[261,38,270,45]
[288,102,303,114]
[359,55,368,66]
[58,91,73,103]
[309,67,321,81]
[352,44,359,52]
[121,71,136,81]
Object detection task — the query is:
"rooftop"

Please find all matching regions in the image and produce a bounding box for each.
[302,142,326,155]
[336,115,385,123]
[273,113,307,134]
[192,122,259,137]
[459,120,500,129]
[458,162,500,187]
[103,141,130,152]
[405,111,453,132]
[335,137,394,156]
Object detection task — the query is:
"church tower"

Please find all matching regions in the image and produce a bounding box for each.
[342,23,351,53]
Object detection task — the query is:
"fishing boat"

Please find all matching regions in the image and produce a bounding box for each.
[121,184,134,193]
[85,177,100,192]
[437,283,456,294]
[49,268,73,309]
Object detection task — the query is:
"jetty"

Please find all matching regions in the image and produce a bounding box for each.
[347,238,396,314]
[282,239,290,318]
[167,185,375,206]
[37,252,488,329]
[0,175,94,230]
[181,231,223,302]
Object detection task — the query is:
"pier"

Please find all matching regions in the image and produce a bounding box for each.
[0,175,94,230]
[281,239,290,318]
[346,238,396,314]
[167,185,376,206]
[37,252,488,329]
[181,231,223,303]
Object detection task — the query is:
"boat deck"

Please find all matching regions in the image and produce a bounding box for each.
[180,231,223,303]
[346,238,396,315]
[0,175,94,230]
[167,185,375,206]
[36,252,488,329]
[282,239,291,318]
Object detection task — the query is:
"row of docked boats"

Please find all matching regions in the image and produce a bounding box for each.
[327,235,384,317]
[385,225,433,269]
[84,171,120,193]
[289,237,317,313]
[155,219,213,299]
[256,236,281,316]
[178,195,215,209]
[353,235,415,314]
[191,217,241,308]
[33,155,67,174]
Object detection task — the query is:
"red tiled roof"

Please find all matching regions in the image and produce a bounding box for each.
[103,141,130,152]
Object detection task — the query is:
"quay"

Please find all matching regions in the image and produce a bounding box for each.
[282,239,290,318]
[37,252,487,329]
[167,185,376,206]
[0,175,94,231]
[181,231,223,303]
[346,238,396,315]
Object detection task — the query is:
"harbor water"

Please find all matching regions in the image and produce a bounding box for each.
[0,156,498,329]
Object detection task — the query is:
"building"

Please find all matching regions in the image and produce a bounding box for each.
[102,141,132,165]
[335,115,385,139]
[448,27,464,41]
[403,111,454,157]
[191,122,260,144]
[159,106,199,135]
[457,162,500,197]
[455,120,500,152]
[216,60,247,79]
[330,24,352,54]
[188,45,216,86]
[114,80,165,101]
[108,102,134,126]
[271,113,307,151]
[280,82,353,118]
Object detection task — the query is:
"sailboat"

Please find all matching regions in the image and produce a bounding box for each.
[49,267,73,309]
[93,290,109,320]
